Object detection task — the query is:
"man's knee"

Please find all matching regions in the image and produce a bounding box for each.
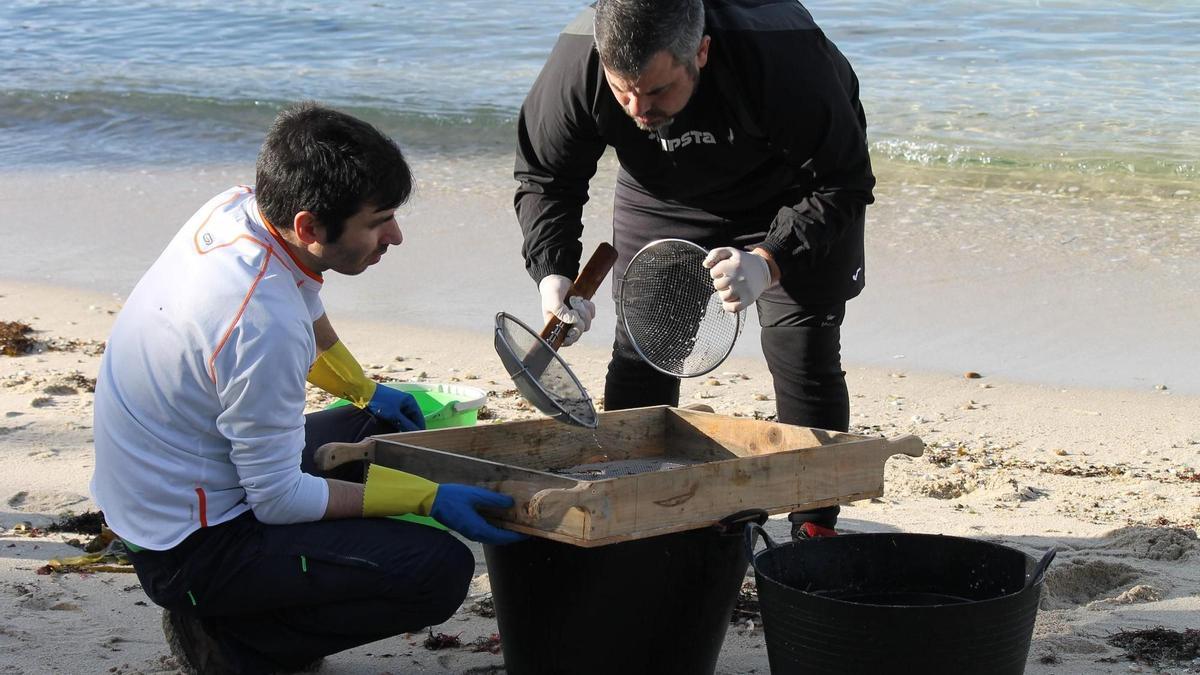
[605,336,680,409]
[761,325,843,376]
[604,361,679,409]
[423,535,475,623]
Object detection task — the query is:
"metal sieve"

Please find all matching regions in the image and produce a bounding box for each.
[494,243,618,428]
[495,312,598,428]
[619,239,742,378]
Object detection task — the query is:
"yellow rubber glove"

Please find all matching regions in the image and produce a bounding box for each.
[307,340,377,408]
[362,464,439,517]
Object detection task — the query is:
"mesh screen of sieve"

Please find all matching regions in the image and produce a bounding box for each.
[620,239,741,378]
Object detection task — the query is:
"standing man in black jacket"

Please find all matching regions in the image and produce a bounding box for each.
[514,0,874,538]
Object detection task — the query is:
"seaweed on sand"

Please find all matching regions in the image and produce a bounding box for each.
[0,321,35,356]
[1107,627,1200,665]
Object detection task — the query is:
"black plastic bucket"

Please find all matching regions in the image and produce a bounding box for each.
[745,525,1055,675]
[482,510,767,675]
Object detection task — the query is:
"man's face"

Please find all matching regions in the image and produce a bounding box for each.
[316,203,403,276]
[603,37,710,133]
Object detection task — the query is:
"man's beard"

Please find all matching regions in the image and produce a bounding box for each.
[634,115,674,134]
[629,63,697,135]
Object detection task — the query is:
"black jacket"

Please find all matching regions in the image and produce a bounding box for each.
[515,0,874,303]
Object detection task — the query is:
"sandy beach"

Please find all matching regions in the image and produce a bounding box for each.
[1,275,1197,674]
[3,0,1198,670]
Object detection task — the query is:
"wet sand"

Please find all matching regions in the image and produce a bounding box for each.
[4,158,1197,393]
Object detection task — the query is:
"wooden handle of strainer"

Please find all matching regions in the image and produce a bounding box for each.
[540,242,618,349]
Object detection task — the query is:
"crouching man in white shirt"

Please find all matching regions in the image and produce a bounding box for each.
[91,101,523,674]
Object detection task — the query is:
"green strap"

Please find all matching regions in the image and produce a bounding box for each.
[186,591,197,606]
[300,555,308,573]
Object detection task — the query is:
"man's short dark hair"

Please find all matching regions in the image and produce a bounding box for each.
[256,102,412,243]
[593,0,705,77]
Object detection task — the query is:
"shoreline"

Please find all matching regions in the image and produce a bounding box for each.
[5,161,1198,395]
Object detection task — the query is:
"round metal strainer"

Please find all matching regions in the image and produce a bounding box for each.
[494,312,598,428]
[492,243,616,429]
[619,239,742,378]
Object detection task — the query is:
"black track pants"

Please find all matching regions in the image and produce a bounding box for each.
[127,405,473,673]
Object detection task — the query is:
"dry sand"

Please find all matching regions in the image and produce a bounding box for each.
[1,280,1197,674]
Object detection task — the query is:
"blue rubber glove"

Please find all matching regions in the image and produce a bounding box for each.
[365,384,426,432]
[430,485,527,546]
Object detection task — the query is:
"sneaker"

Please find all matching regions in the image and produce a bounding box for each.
[791,521,838,540]
[161,609,238,675]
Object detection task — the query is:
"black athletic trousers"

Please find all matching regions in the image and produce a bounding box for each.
[604,174,849,529]
[126,405,473,673]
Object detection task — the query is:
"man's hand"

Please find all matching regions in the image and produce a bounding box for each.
[703,247,774,313]
[365,385,426,432]
[359,465,525,544]
[431,485,527,545]
[538,274,596,347]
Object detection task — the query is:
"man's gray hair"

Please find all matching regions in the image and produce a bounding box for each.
[593,0,705,77]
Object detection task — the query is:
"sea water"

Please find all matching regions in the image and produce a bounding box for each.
[2,0,1196,392]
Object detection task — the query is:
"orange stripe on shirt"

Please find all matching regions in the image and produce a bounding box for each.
[195,487,209,528]
[190,189,296,272]
[259,207,323,284]
[191,187,252,253]
[207,253,271,384]
[197,233,294,272]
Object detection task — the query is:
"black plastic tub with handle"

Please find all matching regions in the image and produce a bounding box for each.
[482,510,767,675]
[745,524,1055,675]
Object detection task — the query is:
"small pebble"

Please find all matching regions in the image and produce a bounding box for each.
[705,379,721,386]
[752,393,769,401]
[964,371,982,379]
[1154,384,1168,391]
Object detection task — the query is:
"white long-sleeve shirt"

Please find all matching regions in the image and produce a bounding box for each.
[91,186,330,550]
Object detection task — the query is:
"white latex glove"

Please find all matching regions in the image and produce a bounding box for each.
[702,247,772,313]
[538,274,596,347]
